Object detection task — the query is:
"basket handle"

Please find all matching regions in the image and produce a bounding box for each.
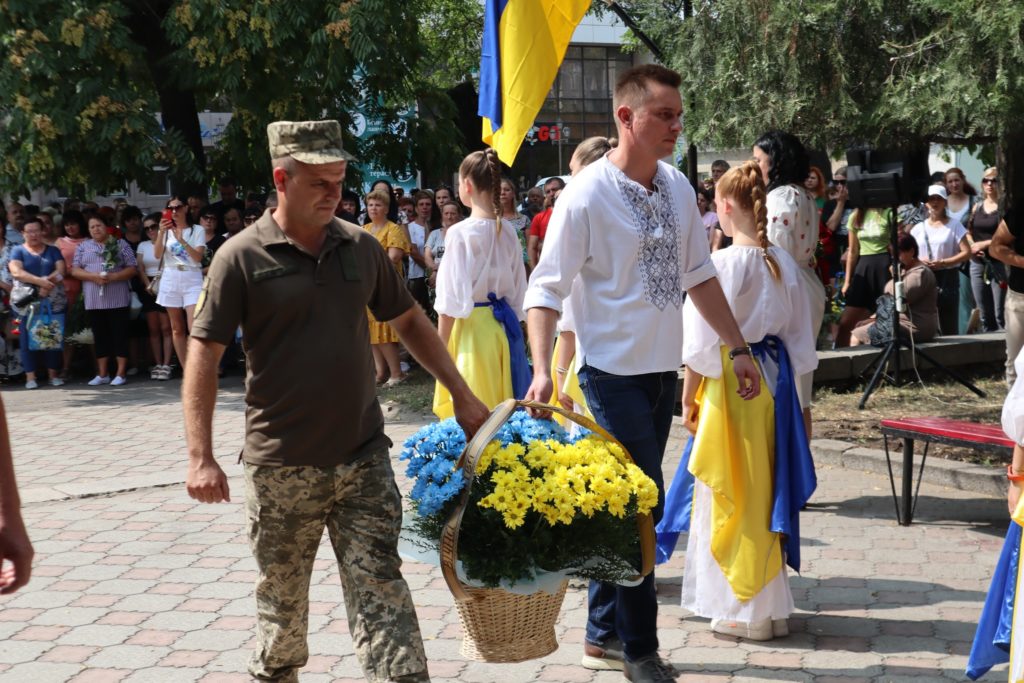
[439,399,656,601]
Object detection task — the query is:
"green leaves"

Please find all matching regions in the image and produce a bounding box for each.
[1,0,478,197]
[619,0,1024,151]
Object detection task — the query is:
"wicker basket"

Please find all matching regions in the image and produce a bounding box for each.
[439,398,656,663]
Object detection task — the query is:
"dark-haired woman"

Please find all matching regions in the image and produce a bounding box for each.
[754,130,827,437]
[56,209,89,378]
[120,205,148,375]
[71,214,138,385]
[9,219,66,388]
[834,208,894,347]
[136,214,173,380]
[155,196,205,372]
[946,167,977,333]
[432,148,528,420]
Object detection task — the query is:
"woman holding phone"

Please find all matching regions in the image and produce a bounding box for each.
[154,196,206,372]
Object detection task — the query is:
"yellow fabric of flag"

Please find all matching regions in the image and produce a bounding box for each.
[482,0,590,166]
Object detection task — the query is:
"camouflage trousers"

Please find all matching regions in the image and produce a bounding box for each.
[243,448,429,683]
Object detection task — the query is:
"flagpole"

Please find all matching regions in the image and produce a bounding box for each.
[602,1,699,191]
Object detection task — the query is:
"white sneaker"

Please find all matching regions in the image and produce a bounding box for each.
[711,617,774,641]
[88,375,111,386]
[48,377,64,387]
[110,376,127,386]
[24,380,38,390]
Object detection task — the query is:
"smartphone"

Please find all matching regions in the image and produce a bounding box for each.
[161,209,173,223]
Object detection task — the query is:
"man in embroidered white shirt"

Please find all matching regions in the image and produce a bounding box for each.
[524,64,761,683]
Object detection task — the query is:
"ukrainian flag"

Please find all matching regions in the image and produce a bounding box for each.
[479,0,591,165]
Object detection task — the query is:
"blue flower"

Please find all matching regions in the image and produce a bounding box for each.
[402,413,571,518]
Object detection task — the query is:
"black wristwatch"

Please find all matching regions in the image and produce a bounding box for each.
[728,346,752,360]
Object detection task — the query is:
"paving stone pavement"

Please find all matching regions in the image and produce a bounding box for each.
[0,380,1012,681]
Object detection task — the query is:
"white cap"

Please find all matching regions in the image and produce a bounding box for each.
[927,184,948,200]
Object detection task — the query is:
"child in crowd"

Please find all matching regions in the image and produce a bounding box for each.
[432,148,529,419]
[657,161,818,641]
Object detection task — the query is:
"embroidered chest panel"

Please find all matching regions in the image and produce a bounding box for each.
[615,169,682,311]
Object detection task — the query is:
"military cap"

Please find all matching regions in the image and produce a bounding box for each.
[267,120,355,164]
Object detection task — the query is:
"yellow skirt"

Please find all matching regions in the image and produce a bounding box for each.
[550,335,591,426]
[433,307,514,420]
[367,308,399,344]
[688,347,782,602]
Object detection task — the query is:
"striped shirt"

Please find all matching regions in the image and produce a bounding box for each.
[73,239,138,310]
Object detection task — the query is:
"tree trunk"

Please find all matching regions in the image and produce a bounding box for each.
[998,127,1024,215]
[123,3,206,199]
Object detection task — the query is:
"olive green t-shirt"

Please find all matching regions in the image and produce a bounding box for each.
[191,210,414,466]
[855,208,894,256]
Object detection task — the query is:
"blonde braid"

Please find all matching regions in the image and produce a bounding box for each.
[745,161,781,281]
[485,148,502,234]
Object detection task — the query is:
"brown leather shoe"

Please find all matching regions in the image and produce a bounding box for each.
[581,638,625,671]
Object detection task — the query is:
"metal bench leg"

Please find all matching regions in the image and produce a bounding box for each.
[902,437,914,526]
[883,435,903,525]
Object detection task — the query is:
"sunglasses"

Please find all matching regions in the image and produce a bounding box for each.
[144,224,158,230]
[834,180,847,186]
[200,214,216,220]
[983,178,999,185]
[167,204,185,210]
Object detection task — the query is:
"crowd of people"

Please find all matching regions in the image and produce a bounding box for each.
[0,59,1019,683]
[0,187,263,389]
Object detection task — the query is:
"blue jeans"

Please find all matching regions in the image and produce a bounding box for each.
[969,259,1006,332]
[578,363,676,661]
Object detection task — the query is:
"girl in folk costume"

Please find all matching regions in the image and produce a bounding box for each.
[432,149,530,419]
[968,348,1024,680]
[656,161,818,641]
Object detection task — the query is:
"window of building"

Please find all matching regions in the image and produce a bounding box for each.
[511,45,633,187]
[145,168,171,197]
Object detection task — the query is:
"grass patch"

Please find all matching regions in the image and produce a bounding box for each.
[377,366,435,417]
[813,363,1008,465]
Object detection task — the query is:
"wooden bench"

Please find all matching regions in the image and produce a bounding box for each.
[880,417,1015,525]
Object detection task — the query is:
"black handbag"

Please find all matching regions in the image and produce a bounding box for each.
[10,282,37,313]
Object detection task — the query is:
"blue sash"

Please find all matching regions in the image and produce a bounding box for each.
[654,335,817,573]
[966,521,1021,680]
[474,292,530,400]
[752,335,817,574]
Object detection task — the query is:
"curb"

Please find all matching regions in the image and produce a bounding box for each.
[810,438,1005,499]
[670,418,1005,499]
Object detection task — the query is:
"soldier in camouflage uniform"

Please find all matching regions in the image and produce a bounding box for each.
[182,120,489,682]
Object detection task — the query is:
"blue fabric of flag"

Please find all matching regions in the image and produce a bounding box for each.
[967,521,1021,680]
[477,0,510,129]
